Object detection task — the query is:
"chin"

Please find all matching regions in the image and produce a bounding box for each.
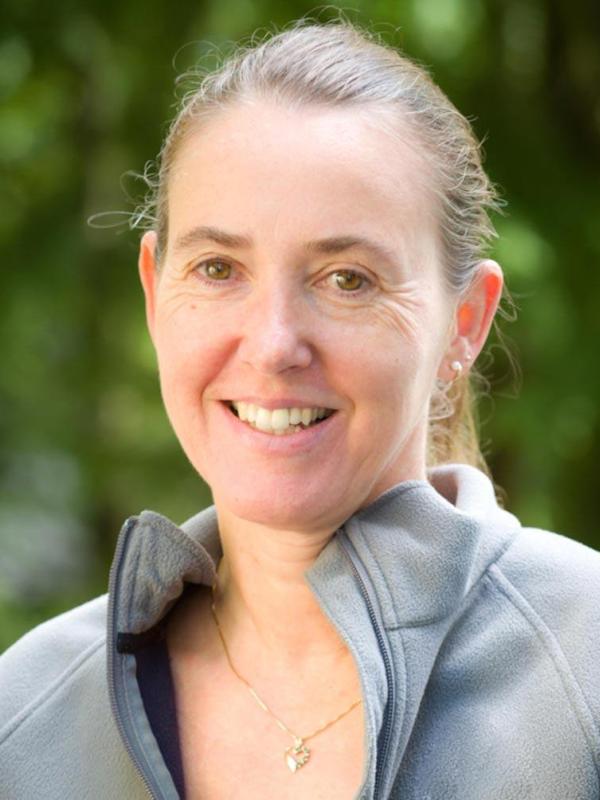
[211,482,350,534]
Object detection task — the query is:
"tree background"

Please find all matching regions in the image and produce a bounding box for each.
[1,0,599,651]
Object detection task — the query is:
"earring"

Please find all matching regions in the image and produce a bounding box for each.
[430,358,467,422]
[450,360,463,378]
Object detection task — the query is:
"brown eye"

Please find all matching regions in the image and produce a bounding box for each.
[202,260,232,280]
[333,270,365,291]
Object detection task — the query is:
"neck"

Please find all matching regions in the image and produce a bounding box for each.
[213,507,347,667]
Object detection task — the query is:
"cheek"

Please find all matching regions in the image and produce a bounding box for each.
[153,303,225,402]
[346,306,448,431]
[348,301,441,381]
[365,347,429,419]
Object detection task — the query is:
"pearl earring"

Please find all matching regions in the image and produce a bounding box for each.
[450,360,463,378]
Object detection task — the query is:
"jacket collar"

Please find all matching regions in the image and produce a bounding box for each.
[110,463,520,636]
[326,463,521,627]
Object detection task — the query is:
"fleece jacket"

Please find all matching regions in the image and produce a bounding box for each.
[1,463,599,799]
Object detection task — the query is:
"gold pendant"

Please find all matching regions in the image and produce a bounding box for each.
[285,738,311,772]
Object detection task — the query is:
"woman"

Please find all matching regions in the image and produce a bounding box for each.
[1,19,599,800]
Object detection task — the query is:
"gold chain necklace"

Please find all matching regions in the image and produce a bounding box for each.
[210,579,362,773]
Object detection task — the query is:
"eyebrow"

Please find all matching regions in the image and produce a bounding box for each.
[173,225,252,252]
[172,225,398,265]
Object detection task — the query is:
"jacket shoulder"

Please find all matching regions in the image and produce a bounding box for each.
[491,528,600,726]
[0,594,108,736]
[493,526,600,617]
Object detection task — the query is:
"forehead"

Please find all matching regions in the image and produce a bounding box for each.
[167,100,439,263]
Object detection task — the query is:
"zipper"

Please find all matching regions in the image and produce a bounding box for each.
[106,516,159,799]
[339,533,396,800]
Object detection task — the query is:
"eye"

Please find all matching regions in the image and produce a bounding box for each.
[330,270,368,292]
[197,259,232,281]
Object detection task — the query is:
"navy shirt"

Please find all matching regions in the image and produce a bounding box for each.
[136,634,186,798]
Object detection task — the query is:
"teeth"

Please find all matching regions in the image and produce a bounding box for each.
[270,409,290,430]
[230,402,332,434]
[255,407,272,432]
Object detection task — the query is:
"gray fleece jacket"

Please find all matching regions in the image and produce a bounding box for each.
[1,463,599,799]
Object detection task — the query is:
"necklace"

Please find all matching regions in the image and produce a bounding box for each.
[210,578,362,773]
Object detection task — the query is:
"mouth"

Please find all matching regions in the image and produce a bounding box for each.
[226,401,336,436]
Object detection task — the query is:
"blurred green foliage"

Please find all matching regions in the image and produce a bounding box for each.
[1,0,599,651]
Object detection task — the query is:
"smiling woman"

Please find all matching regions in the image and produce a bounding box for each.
[138,97,483,533]
[2,17,600,800]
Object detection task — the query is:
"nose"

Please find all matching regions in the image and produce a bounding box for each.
[237,285,313,375]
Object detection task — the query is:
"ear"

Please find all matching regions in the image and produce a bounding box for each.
[439,259,504,380]
[138,231,160,343]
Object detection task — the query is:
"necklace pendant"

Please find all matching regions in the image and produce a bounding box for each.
[285,738,311,772]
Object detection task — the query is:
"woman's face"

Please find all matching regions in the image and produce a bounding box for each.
[140,101,457,532]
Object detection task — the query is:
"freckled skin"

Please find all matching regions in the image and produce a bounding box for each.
[139,101,499,535]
